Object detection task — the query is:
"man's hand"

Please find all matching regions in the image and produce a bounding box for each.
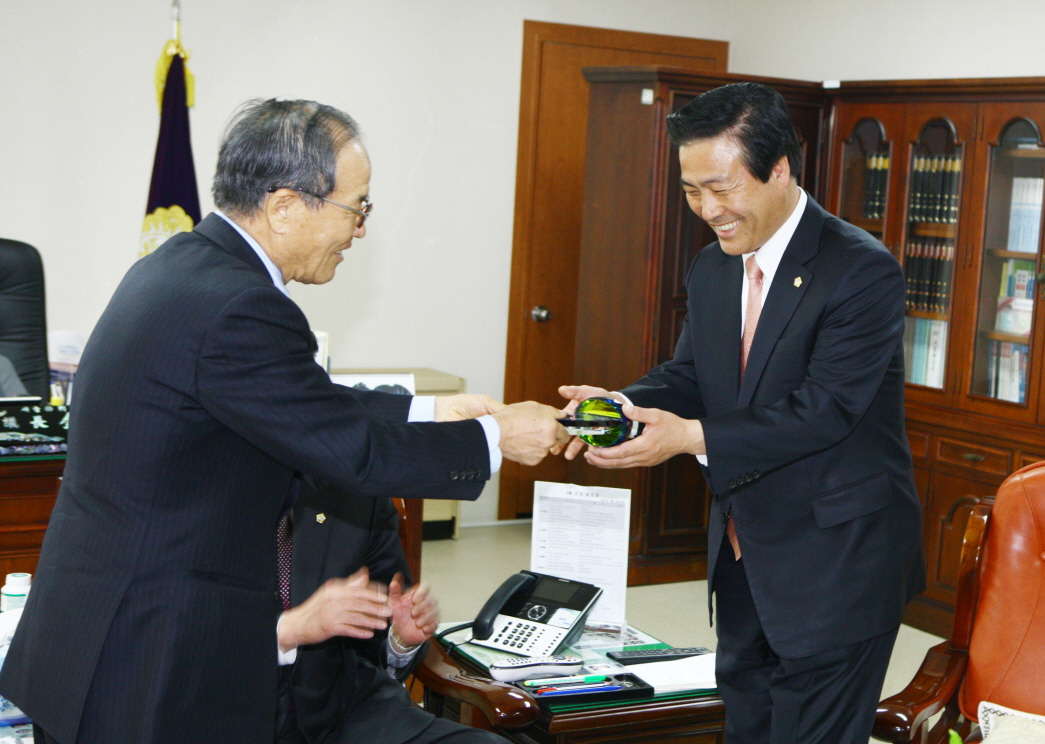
[582,402,705,469]
[557,384,627,461]
[277,567,391,652]
[492,401,570,466]
[434,394,504,422]
[388,573,440,648]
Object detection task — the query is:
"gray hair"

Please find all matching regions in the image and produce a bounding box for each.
[212,99,360,217]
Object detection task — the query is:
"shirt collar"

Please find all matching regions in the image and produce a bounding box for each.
[215,210,290,298]
[742,187,807,289]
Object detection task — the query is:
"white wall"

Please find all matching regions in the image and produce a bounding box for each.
[2,0,1043,524]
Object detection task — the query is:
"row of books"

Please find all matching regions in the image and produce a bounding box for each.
[903,238,954,313]
[1006,176,1044,254]
[861,153,890,219]
[904,318,948,388]
[986,340,1029,404]
[908,155,961,224]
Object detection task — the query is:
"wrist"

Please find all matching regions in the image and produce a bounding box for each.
[388,625,419,654]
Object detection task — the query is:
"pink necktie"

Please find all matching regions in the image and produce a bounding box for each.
[728,254,763,561]
[277,513,293,611]
[740,254,764,377]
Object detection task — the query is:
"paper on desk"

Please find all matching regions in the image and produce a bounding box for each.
[628,653,718,695]
[530,482,630,628]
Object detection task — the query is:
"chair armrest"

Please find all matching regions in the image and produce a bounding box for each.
[873,641,968,743]
[413,642,540,730]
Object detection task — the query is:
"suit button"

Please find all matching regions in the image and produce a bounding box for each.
[473,469,482,479]
[450,470,459,480]
[729,480,736,489]
[753,470,761,478]
[745,474,753,483]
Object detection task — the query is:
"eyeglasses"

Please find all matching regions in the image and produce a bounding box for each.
[268,187,373,226]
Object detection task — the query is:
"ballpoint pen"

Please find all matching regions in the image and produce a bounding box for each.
[521,674,607,687]
[535,684,623,696]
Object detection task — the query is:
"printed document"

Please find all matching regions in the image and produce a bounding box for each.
[530,481,630,628]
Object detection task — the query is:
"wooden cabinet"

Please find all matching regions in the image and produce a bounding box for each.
[0,457,63,577]
[829,79,1045,635]
[573,68,1045,636]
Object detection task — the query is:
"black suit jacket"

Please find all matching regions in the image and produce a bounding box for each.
[624,196,925,658]
[0,214,489,743]
[287,480,434,744]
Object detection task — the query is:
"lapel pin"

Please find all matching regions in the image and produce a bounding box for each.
[315,513,326,524]
[794,277,803,288]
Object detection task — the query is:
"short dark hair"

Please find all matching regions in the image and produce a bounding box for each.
[666,82,802,183]
[212,99,360,217]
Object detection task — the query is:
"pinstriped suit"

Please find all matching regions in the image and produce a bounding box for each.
[0,214,489,743]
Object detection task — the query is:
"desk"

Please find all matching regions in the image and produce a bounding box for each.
[0,457,63,576]
[415,641,725,744]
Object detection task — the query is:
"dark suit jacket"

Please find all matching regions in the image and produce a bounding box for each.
[0,214,489,743]
[624,196,925,658]
[287,480,434,744]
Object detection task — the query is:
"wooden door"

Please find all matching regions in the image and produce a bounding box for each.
[499,21,728,519]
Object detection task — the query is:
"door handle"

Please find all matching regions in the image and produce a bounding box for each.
[531,305,551,322]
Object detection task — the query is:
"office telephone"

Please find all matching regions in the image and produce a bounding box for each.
[468,571,603,657]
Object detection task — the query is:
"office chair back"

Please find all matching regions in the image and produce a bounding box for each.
[959,460,1045,721]
[0,238,49,399]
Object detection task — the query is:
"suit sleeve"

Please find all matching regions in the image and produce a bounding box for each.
[195,287,489,501]
[701,248,906,493]
[622,312,707,420]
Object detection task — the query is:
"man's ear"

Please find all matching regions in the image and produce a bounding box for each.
[264,189,297,235]
[771,155,792,187]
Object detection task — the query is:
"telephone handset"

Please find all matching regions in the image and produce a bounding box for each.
[469,570,602,658]
[473,572,537,640]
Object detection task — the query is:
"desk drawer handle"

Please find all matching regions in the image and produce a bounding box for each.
[962,453,986,463]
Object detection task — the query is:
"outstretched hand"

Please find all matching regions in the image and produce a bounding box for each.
[492,401,570,466]
[277,567,391,652]
[389,573,440,648]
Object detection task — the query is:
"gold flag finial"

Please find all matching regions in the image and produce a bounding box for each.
[155,0,194,112]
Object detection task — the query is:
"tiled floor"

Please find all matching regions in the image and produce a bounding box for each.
[421,523,944,740]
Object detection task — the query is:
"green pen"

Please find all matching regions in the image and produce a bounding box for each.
[521,674,607,687]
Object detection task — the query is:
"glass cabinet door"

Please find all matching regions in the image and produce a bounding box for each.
[970,118,1044,406]
[902,118,965,390]
[838,119,891,240]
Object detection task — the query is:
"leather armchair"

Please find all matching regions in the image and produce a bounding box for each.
[0,238,49,399]
[873,460,1045,743]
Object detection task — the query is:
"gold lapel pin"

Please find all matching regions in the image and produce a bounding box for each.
[315,513,327,524]
[794,277,803,288]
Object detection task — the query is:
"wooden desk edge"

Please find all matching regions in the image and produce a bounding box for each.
[414,641,541,729]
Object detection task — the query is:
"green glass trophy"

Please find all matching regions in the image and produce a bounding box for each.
[558,397,642,447]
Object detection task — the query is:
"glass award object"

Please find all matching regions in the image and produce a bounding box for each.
[558,397,642,448]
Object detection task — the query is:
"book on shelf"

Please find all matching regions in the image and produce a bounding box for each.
[908,154,961,224]
[1006,176,1044,254]
[987,340,1029,404]
[905,317,947,388]
[862,152,889,220]
[903,238,954,312]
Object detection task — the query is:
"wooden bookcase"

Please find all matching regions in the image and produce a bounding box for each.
[573,67,1045,636]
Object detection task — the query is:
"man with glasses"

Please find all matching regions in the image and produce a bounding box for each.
[2,98,561,743]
